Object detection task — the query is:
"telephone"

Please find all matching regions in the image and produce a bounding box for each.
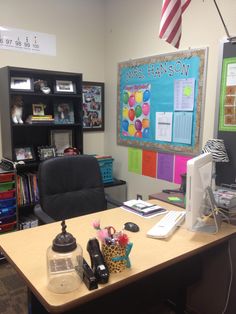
[213,188,236,209]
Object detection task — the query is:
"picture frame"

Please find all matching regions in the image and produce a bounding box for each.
[54,80,76,94]
[38,146,56,161]
[14,147,35,162]
[32,103,45,116]
[10,77,33,91]
[82,81,104,131]
[50,129,73,156]
[54,102,74,124]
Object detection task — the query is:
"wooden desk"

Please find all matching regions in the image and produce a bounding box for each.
[0,200,236,313]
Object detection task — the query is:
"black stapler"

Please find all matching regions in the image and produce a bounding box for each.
[87,238,109,284]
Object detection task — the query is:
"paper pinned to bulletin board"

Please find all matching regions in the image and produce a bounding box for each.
[128,148,191,185]
[118,48,208,155]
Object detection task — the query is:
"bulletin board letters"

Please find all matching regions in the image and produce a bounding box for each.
[117,48,208,155]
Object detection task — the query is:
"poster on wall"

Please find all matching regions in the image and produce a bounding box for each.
[218,57,236,131]
[0,25,56,56]
[117,48,208,155]
[82,82,104,131]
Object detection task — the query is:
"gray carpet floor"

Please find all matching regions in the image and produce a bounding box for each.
[0,261,28,314]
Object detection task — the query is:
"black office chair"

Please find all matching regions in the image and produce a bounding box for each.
[34,155,121,223]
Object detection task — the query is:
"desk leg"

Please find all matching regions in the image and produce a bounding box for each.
[169,286,187,314]
[28,289,49,314]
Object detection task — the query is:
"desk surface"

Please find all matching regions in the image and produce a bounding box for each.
[149,192,185,208]
[1,200,236,313]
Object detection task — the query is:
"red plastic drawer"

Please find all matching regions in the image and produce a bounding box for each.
[0,221,16,233]
[0,173,15,183]
[0,189,16,199]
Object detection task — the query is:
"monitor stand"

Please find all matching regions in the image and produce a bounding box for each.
[192,186,223,234]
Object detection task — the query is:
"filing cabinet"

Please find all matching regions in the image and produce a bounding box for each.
[0,168,17,260]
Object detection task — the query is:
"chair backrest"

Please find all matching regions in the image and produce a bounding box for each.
[38,155,107,221]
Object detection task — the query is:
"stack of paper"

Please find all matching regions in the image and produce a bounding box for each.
[122,200,167,217]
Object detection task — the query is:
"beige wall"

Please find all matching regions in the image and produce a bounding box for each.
[0,0,235,200]
[0,0,106,157]
[104,0,236,200]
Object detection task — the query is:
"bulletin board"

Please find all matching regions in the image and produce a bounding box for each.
[215,39,236,186]
[117,48,208,155]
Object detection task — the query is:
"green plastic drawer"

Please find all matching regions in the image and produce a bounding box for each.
[0,181,15,191]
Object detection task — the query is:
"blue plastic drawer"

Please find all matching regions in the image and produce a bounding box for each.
[0,197,16,209]
[0,205,16,217]
[0,213,16,225]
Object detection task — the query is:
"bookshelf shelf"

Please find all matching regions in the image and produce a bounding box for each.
[0,66,83,226]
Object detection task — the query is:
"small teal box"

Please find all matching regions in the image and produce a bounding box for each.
[97,157,114,184]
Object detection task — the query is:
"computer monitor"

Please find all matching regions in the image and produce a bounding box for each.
[185,152,220,233]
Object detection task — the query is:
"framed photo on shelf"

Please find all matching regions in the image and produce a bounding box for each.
[14,147,35,162]
[38,146,56,161]
[10,77,33,91]
[32,103,45,116]
[54,102,74,124]
[54,80,76,94]
[82,81,104,131]
[50,129,73,156]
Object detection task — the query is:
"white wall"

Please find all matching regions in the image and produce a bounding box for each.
[0,0,106,157]
[104,0,236,200]
[0,1,235,200]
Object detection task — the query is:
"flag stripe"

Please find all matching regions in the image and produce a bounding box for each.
[159,1,181,38]
[159,0,191,48]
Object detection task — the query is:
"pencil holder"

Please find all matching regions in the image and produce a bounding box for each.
[102,242,133,273]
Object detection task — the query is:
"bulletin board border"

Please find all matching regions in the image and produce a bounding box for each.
[117,47,208,156]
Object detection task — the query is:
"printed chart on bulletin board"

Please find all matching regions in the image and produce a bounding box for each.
[117,48,208,155]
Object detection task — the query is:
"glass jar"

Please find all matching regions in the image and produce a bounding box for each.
[47,220,83,293]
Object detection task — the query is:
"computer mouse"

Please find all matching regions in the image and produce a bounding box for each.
[124,222,139,232]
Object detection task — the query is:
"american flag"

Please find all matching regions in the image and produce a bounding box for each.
[159,0,191,48]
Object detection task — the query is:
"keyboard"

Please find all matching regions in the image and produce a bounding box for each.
[146,210,186,239]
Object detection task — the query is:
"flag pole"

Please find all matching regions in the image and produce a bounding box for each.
[213,0,236,43]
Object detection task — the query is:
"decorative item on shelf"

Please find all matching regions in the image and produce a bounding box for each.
[10,95,24,124]
[50,129,73,156]
[28,103,54,124]
[38,146,56,161]
[14,147,35,162]
[54,102,74,124]
[54,80,76,94]
[201,138,229,189]
[34,79,51,94]
[32,103,45,116]
[82,82,104,131]
[46,220,83,293]
[63,147,80,156]
[92,220,133,273]
[10,77,33,91]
